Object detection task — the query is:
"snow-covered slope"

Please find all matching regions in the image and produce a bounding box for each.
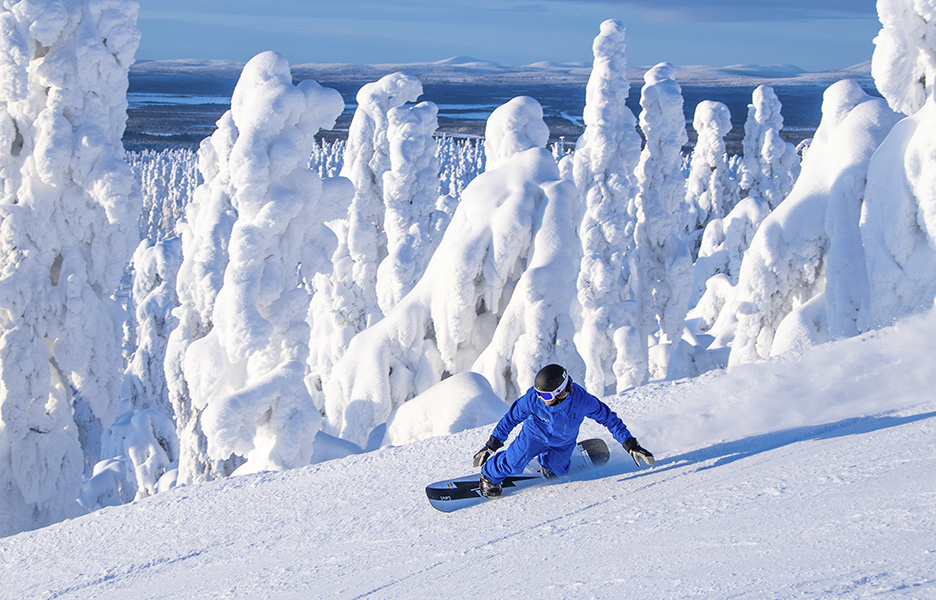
[2,311,935,599]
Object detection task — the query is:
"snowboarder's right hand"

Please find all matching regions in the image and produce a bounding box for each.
[472,435,503,468]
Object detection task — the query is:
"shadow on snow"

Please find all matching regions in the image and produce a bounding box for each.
[599,410,936,483]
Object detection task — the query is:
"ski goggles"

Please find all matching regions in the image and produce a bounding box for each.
[536,372,569,401]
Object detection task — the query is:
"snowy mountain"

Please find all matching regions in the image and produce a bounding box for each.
[131,56,872,86]
[1,309,934,599]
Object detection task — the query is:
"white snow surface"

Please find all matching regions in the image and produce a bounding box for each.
[2,309,935,600]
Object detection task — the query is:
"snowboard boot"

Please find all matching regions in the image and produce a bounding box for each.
[541,466,558,480]
[479,474,502,498]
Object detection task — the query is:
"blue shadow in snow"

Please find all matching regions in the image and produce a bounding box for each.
[603,410,936,481]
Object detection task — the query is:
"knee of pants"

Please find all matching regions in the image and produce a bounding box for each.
[540,443,577,476]
[483,433,546,482]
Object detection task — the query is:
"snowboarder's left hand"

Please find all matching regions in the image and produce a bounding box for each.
[624,437,655,467]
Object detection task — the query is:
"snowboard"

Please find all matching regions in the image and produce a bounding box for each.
[426,437,611,512]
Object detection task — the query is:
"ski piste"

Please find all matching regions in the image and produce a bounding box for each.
[426,438,611,512]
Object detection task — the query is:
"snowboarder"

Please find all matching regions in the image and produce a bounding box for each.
[473,364,654,498]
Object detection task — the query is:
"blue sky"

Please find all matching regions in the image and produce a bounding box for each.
[137,1,880,71]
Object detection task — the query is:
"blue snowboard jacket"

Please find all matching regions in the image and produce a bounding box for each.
[491,381,634,448]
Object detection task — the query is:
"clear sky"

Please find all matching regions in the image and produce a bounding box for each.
[137,1,880,72]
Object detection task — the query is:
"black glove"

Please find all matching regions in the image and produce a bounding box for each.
[472,435,503,468]
[624,437,655,467]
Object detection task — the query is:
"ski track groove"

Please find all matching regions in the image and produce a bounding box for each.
[43,550,207,600]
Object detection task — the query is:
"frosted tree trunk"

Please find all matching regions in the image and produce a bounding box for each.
[0,0,142,536]
[631,63,692,383]
[572,18,643,395]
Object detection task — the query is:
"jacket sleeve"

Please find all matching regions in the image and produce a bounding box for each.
[584,393,633,445]
[491,392,533,442]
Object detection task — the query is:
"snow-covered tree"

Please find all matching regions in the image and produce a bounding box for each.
[861,0,936,328]
[571,18,643,396]
[164,110,239,484]
[340,72,424,327]
[689,196,770,322]
[871,0,936,116]
[631,62,693,383]
[309,137,345,179]
[717,80,900,366]
[182,51,347,475]
[307,74,424,397]
[685,100,739,256]
[323,97,583,449]
[168,52,348,481]
[129,148,200,241]
[123,239,182,420]
[0,0,142,536]
[739,85,800,209]
[437,135,485,202]
[91,237,183,504]
[375,100,443,314]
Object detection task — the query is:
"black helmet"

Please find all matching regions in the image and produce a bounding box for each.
[534,364,569,400]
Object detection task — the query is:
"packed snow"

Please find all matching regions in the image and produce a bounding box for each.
[1,309,934,599]
[2,3,936,597]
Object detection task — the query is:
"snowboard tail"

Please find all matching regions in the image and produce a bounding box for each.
[426,437,610,512]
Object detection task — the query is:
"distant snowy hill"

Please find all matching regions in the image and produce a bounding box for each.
[131,57,872,86]
[2,310,933,599]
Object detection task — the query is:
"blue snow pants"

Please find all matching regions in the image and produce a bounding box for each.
[481,426,577,483]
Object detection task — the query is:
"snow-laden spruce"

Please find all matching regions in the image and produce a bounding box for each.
[164,115,239,484]
[129,148,200,241]
[84,237,184,508]
[167,51,349,480]
[871,0,936,116]
[687,195,770,350]
[0,0,142,536]
[739,85,800,209]
[341,72,424,327]
[685,100,738,259]
[632,63,694,383]
[307,73,424,396]
[324,97,583,449]
[437,135,485,200]
[861,0,936,329]
[713,80,901,365]
[684,99,753,320]
[88,147,201,506]
[571,19,643,397]
[375,100,446,315]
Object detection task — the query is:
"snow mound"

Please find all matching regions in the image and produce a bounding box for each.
[381,372,506,446]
